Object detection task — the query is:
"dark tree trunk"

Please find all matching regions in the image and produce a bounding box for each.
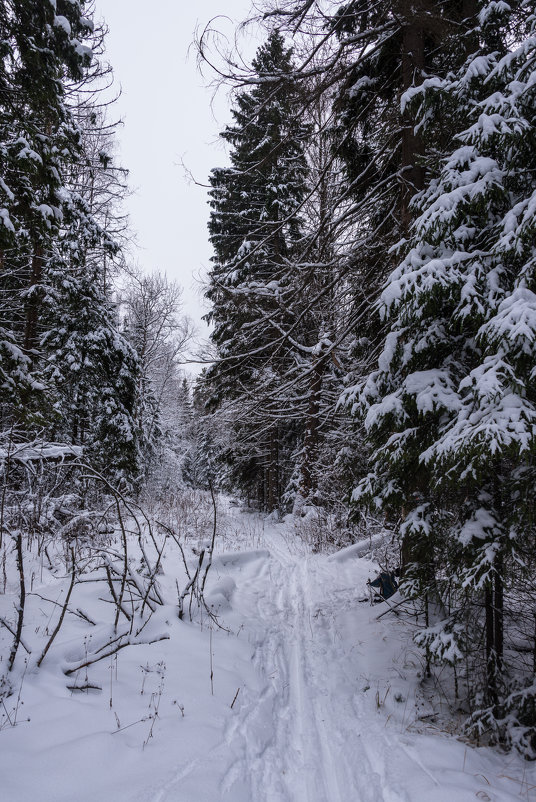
[300,356,324,499]
[400,12,425,231]
[24,247,43,354]
[494,556,504,674]
[485,582,498,706]
[266,427,279,512]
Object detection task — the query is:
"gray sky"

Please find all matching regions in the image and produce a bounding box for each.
[94,1,257,365]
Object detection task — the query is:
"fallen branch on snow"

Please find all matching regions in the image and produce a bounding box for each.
[64,633,170,676]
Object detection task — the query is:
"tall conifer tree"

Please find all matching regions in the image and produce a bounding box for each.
[205,31,309,509]
[355,0,536,748]
[0,1,141,482]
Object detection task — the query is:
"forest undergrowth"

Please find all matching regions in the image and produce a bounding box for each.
[0,454,224,726]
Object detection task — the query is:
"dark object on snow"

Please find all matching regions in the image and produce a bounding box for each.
[367,571,398,601]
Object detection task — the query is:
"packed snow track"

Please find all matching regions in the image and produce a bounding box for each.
[203,518,527,802]
[222,539,399,801]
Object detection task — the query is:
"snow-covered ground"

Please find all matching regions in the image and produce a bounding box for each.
[1,501,535,801]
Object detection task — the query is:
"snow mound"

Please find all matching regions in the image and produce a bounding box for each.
[328,533,386,562]
[211,549,270,569]
[206,576,237,612]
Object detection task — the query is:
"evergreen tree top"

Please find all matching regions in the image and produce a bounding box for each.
[251,30,293,77]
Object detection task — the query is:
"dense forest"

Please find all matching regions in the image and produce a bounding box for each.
[2,0,536,771]
[201,0,536,755]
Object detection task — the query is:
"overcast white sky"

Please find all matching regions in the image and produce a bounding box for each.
[93,1,257,362]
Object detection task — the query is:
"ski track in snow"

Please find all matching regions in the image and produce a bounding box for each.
[201,514,531,802]
[219,526,408,802]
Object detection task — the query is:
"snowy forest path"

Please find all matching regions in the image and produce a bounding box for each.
[1,503,533,802]
[141,506,535,802]
[220,523,407,802]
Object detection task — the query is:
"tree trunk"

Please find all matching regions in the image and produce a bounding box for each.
[494,556,504,674]
[266,427,278,512]
[400,12,425,231]
[300,355,324,500]
[462,0,479,55]
[24,247,43,354]
[485,582,498,707]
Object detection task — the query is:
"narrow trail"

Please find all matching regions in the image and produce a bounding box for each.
[221,526,407,802]
[145,510,531,802]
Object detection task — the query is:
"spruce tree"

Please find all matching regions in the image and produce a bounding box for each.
[0,0,93,423]
[0,1,141,483]
[354,0,536,751]
[205,31,309,509]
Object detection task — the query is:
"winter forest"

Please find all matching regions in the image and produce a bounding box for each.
[2,0,536,799]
